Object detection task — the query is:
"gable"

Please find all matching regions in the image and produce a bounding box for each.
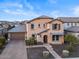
[27,15,53,23]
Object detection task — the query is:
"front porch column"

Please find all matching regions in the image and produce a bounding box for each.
[8,33,11,41]
[36,35,43,42]
[25,32,27,40]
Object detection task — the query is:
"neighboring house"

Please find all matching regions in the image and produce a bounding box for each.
[58,17,79,39]
[58,17,79,29]
[0,28,5,36]
[65,26,79,39]
[8,25,26,41]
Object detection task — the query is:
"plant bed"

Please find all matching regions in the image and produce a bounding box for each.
[51,44,79,58]
[0,36,8,54]
[26,42,43,46]
[27,47,54,59]
[25,37,43,46]
[0,47,5,54]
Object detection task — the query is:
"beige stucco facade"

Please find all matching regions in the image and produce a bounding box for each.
[26,17,64,44]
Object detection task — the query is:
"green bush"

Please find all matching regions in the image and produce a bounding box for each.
[0,37,6,45]
[65,35,77,43]
[65,45,74,52]
[25,37,37,45]
[0,36,6,48]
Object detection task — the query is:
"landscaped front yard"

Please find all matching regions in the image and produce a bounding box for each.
[52,44,79,58]
[27,47,54,59]
[0,36,7,54]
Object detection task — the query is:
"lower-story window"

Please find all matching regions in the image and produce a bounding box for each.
[32,34,35,38]
[52,35,59,41]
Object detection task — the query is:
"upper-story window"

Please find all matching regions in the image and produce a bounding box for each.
[52,24,60,30]
[71,23,73,26]
[52,24,57,30]
[43,24,46,28]
[58,24,60,30]
[75,23,77,26]
[67,23,69,26]
[31,24,34,29]
[38,24,40,28]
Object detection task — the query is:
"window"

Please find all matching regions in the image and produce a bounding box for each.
[71,23,73,26]
[43,24,46,28]
[31,24,34,29]
[32,34,35,38]
[58,24,60,30]
[52,35,59,41]
[52,24,60,30]
[52,24,58,30]
[67,23,69,26]
[75,23,77,26]
[38,24,40,28]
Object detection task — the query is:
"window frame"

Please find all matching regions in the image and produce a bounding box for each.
[31,24,34,29]
[52,35,59,41]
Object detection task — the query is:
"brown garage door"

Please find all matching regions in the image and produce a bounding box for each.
[10,32,25,40]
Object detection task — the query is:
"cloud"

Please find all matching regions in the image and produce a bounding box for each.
[50,10,65,18]
[23,0,34,10]
[0,2,23,9]
[72,6,79,16]
[3,9,41,20]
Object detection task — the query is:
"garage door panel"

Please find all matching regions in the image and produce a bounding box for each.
[10,33,25,40]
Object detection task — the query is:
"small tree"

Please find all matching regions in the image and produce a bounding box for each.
[25,37,37,45]
[65,34,78,45]
[0,36,6,48]
[64,34,79,52]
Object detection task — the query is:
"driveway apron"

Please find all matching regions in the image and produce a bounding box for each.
[0,40,27,59]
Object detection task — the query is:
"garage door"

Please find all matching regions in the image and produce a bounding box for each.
[10,32,25,40]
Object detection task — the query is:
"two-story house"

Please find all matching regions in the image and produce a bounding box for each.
[26,16,64,44]
[8,15,64,44]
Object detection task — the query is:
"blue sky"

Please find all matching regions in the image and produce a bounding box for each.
[0,0,79,21]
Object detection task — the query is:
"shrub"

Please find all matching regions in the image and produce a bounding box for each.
[25,37,37,45]
[65,45,74,52]
[0,36,6,48]
[0,37,6,45]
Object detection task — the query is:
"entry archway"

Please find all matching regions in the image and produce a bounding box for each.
[43,35,48,43]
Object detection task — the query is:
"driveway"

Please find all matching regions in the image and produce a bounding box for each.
[0,40,27,59]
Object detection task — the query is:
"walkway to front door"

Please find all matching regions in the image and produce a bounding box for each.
[0,40,27,59]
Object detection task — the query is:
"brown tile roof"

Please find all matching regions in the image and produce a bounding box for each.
[27,15,54,23]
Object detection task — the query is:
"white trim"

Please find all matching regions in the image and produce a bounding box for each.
[52,42,61,44]
[26,24,28,32]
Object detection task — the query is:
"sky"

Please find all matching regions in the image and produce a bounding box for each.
[0,0,79,21]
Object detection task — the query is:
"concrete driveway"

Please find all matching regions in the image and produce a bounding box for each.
[0,40,27,59]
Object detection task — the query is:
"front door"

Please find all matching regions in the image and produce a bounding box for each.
[43,35,48,43]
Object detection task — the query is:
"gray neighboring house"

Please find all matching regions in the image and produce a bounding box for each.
[58,17,79,38]
[8,25,26,41]
[58,17,79,29]
[65,26,79,38]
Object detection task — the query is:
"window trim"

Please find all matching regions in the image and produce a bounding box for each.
[52,35,59,41]
[38,24,40,28]
[52,24,60,30]
[31,24,34,29]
